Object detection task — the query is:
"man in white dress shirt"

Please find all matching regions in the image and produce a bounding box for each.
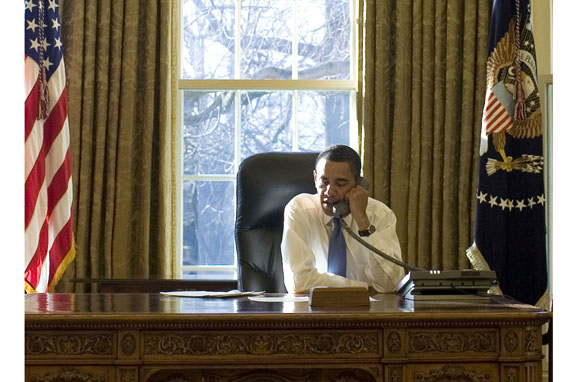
[281,145,405,293]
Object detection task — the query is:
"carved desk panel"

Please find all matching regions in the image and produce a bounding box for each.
[25,293,550,382]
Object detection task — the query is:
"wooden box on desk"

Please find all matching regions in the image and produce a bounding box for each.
[308,286,370,307]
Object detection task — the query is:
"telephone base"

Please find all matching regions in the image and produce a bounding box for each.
[397,269,498,300]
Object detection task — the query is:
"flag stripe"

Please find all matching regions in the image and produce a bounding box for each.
[484,96,499,117]
[25,56,39,95]
[43,89,68,158]
[46,177,74,254]
[24,147,45,228]
[25,118,44,184]
[484,96,505,121]
[486,108,508,131]
[24,219,49,286]
[24,178,47,268]
[488,108,513,132]
[484,103,503,122]
[48,214,74,285]
[44,118,70,187]
[47,149,72,216]
[25,81,40,140]
[485,103,506,124]
[491,115,513,133]
[36,253,51,293]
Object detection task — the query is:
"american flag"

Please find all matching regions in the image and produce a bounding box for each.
[25,0,75,293]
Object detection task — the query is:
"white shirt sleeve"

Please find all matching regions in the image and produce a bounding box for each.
[356,202,405,293]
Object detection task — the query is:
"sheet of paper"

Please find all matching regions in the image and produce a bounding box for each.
[161,290,264,298]
[247,295,309,303]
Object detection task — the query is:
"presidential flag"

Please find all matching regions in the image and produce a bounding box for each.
[25,0,76,293]
[467,0,548,307]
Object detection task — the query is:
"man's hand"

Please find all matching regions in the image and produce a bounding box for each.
[346,184,370,230]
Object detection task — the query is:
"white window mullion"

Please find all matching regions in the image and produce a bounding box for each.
[292,0,298,80]
[233,0,243,273]
[292,90,299,151]
[177,0,185,277]
[178,90,185,277]
[292,0,299,151]
[351,0,357,87]
[235,0,242,165]
[183,174,237,182]
[235,0,241,80]
[233,90,242,269]
[182,265,238,272]
[349,91,358,150]
[179,79,355,90]
[235,90,242,169]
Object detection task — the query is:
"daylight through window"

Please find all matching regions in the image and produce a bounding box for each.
[179,0,357,279]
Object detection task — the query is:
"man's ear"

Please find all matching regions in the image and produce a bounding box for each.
[313,170,317,184]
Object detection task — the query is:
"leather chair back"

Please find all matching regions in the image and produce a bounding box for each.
[235,152,319,292]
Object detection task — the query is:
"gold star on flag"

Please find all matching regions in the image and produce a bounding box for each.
[477,191,488,204]
[488,195,498,208]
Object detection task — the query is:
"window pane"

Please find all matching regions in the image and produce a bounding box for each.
[183,180,235,267]
[241,91,293,157]
[240,0,293,79]
[298,91,350,150]
[298,0,350,80]
[183,91,235,175]
[182,0,235,79]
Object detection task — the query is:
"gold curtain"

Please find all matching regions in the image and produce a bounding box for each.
[56,0,178,291]
[358,0,490,270]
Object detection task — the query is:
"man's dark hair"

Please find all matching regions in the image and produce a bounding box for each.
[315,144,361,179]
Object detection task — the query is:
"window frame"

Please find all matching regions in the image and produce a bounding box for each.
[176,0,359,279]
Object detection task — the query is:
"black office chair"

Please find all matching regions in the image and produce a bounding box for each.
[235,152,319,292]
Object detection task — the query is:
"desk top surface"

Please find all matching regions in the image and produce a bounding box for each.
[25,293,550,324]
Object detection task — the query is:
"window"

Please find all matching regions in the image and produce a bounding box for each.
[178,0,357,279]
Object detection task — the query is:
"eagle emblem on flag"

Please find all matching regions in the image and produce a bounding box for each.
[480,1,543,176]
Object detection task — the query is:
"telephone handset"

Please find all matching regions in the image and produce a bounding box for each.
[332,177,370,218]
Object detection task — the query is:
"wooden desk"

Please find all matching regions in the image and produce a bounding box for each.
[25,293,551,382]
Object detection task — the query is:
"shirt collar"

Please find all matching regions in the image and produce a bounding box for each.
[321,208,352,227]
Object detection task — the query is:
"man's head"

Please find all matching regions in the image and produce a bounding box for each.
[314,145,362,216]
